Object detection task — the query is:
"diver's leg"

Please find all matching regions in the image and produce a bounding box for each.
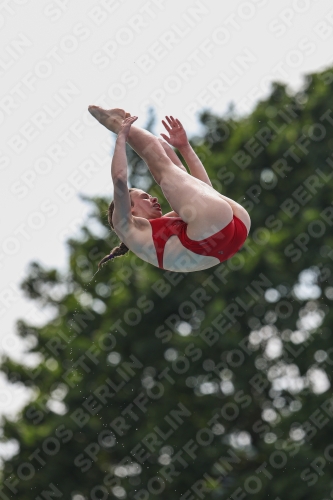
[158,138,187,172]
[89,106,172,183]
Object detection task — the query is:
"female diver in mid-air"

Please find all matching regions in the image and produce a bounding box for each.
[88,106,251,273]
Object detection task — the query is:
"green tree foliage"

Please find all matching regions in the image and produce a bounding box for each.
[1,70,333,499]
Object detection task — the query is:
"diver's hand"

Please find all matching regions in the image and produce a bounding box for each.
[161,116,188,149]
[118,116,138,141]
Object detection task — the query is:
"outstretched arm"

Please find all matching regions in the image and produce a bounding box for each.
[111,116,138,232]
[161,116,212,187]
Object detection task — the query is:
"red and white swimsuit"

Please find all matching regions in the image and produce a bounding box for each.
[148,215,248,269]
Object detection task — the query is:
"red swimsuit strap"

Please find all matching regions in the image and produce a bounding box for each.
[148,217,184,269]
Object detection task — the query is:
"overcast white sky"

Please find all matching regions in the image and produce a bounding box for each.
[1,0,333,417]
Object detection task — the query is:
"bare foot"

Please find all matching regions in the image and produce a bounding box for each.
[88,106,128,133]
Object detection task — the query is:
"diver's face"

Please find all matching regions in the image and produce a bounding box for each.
[130,190,162,219]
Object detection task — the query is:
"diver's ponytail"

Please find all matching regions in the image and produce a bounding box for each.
[98,242,129,269]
